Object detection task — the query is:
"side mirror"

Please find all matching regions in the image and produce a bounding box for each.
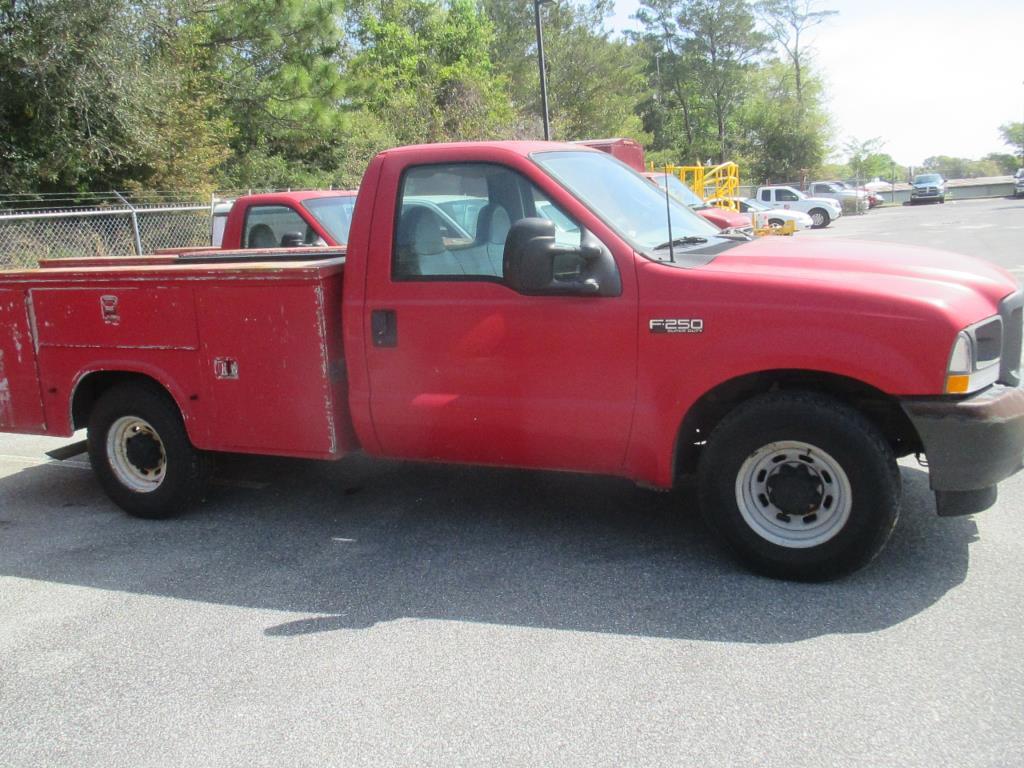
[503,218,621,297]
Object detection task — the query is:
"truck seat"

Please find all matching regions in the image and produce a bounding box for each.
[247,223,277,249]
[473,204,510,276]
[395,207,462,277]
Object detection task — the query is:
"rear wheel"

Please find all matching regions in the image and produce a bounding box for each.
[808,208,830,228]
[768,218,785,228]
[87,382,211,518]
[697,392,900,581]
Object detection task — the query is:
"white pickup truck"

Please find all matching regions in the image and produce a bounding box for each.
[754,186,843,229]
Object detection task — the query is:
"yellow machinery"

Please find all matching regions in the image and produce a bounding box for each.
[648,159,796,236]
[650,161,742,210]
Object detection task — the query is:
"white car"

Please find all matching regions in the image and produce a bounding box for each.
[708,197,813,231]
[754,185,843,228]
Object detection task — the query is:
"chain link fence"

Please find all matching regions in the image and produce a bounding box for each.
[0,193,214,270]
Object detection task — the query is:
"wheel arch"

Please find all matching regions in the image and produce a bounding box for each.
[673,369,922,479]
[70,368,194,437]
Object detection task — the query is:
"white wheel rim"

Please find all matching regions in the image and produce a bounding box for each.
[811,212,825,226]
[106,416,167,493]
[734,441,852,548]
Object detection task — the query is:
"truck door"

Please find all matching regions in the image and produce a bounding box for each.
[363,161,638,475]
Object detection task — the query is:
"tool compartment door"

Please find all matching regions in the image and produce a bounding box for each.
[0,289,46,431]
[193,279,347,458]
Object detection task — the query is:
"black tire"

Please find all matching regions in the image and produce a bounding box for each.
[808,208,830,228]
[697,391,900,581]
[768,218,785,228]
[87,382,212,519]
[938,196,945,204]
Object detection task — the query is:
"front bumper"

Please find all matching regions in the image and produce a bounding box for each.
[901,385,1024,515]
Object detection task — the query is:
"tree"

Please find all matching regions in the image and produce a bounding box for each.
[637,0,770,162]
[984,152,1020,175]
[483,0,648,141]
[755,0,836,107]
[843,136,884,180]
[0,0,162,191]
[999,122,1024,164]
[737,61,830,181]
[347,0,515,145]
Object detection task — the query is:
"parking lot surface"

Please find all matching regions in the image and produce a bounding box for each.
[2,197,1023,767]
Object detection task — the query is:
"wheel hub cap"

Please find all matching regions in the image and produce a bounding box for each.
[734,441,853,549]
[106,416,167,494]
[125,432,163,473]
[765,462,824,516]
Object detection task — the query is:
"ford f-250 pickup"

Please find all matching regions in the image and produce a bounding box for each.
[1,141,1022,581]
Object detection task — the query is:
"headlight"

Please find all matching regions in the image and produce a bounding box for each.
[945,316,1002,394]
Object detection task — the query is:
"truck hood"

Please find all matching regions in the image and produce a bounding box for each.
[702,236,1018,317]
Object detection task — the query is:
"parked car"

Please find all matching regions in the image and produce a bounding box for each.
[643,172,752,233]
[755,186,843,228]
[1014,169,1024,198]
[706,196,813,231]
[910,173,947,204]
[807,181,869,214]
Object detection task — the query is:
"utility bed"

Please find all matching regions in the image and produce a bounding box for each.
[0,248,355,459]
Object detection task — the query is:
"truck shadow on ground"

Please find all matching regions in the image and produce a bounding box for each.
[0,453,977,644]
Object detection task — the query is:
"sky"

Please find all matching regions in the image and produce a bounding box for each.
[608,0,1024,166]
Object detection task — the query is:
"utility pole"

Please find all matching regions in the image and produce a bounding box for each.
[534,0,554,140]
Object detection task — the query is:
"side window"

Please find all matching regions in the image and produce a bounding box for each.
[393,163,583,281]
[777,188,799,202]
[760,189,771,202]
[244,205,313,248]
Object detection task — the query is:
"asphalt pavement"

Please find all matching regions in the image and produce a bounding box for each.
[2,196,1023,767]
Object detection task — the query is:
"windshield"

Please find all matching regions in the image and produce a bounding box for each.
[302,196,358,244]
[650,174,706,208]
[533,151,721,257]
[914,173,942,184]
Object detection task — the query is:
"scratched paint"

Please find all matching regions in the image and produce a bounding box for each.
[313,282,337,454]
[0,350,12,427]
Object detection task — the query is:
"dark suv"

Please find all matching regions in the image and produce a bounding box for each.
[910,173,946,204]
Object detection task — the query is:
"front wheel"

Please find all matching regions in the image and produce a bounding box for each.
[697,392,900,581]
[808,208,830,228]
[87,382,212,519]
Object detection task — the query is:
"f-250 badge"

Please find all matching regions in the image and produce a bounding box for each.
[649,318,704,334]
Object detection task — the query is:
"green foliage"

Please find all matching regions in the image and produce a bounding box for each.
[483,1,649,141]
[6,0,997,199]
[984,153,1021,175]
[737,61,830,182]
[0,0,161,191]
[637,0,772,163]
[921,155,1014,179]
[755,0,837,105]
[1000,122,1024,163]
[348,0,514,144]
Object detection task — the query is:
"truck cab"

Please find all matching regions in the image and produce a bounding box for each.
[756,185,842,228]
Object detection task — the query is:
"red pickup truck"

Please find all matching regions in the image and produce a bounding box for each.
[2,141,1022,580]
[162,190,359,256]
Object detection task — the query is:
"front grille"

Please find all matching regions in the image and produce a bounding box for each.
[975,317,1003,364]
[998,290,1023,386]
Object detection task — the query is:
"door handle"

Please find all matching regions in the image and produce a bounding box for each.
[371,309,397,347]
